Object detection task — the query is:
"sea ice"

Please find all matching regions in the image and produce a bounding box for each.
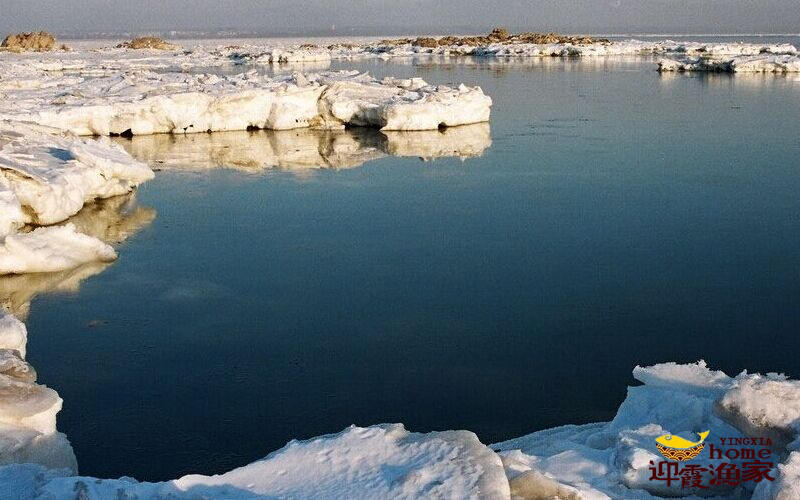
[658,54,800,73]
[0,360,799,498]
[0,313,77,473]
[0,121,153,274]
[0,121,154,226]
[0,70,492,135]
[2,424,510,499]
[0,224,117,275]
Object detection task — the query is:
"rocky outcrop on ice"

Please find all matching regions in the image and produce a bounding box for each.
[0,32,56,53]
[116,123,491,172]
[659,54,800,73]
[0,121,154,274]
[116,36,179,51]
[0,70,492,135]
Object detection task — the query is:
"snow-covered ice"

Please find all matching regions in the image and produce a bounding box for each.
[659,54,800,73]
[0,69,492,135]
[0,224,117,275]
[0,312,77,473]
[0,121,153,274]
[0,121,154,228]
[493,360,800,499]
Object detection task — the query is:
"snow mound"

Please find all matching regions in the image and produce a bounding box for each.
[0,70,491,135]
[5,424,509,499]
[658,54,800,73]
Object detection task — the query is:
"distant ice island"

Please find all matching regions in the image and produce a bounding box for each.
[2,29,800,499]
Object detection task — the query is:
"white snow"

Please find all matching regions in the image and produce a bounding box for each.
[0,313,27,358]
[2,424,510,499]
[0,312,77,473]
[658,54,800,73]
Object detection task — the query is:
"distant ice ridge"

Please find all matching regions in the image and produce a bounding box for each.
[0,121,154,274]
[658,54,800,73]
[0,70,492,135]
[3,360,800,498]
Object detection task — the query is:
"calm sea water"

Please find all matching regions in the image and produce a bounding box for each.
[14,45,800,480]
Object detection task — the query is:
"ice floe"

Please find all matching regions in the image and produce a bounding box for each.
[659,54,800,73]
[0,122,154,227]
[0,224,117,275]
[0,121,153,274]
[0,70,492,135]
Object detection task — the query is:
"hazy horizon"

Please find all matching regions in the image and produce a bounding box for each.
[1,0,798,37]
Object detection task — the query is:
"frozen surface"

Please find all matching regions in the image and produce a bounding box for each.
[659,54,800,72]
[0,224,117,275]
[0,361,798,498]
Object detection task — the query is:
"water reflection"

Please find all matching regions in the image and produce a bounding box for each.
[0,193,155,320]
[113,124,492,172]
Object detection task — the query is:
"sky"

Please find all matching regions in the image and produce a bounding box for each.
[1,0,798,36]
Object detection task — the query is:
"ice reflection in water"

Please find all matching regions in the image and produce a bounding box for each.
[0,193,155,320]
[113,123,491,172]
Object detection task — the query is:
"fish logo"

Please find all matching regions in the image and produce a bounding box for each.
[655,431,710,461]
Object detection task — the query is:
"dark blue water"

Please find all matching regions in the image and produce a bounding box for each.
[15,53,800,481]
